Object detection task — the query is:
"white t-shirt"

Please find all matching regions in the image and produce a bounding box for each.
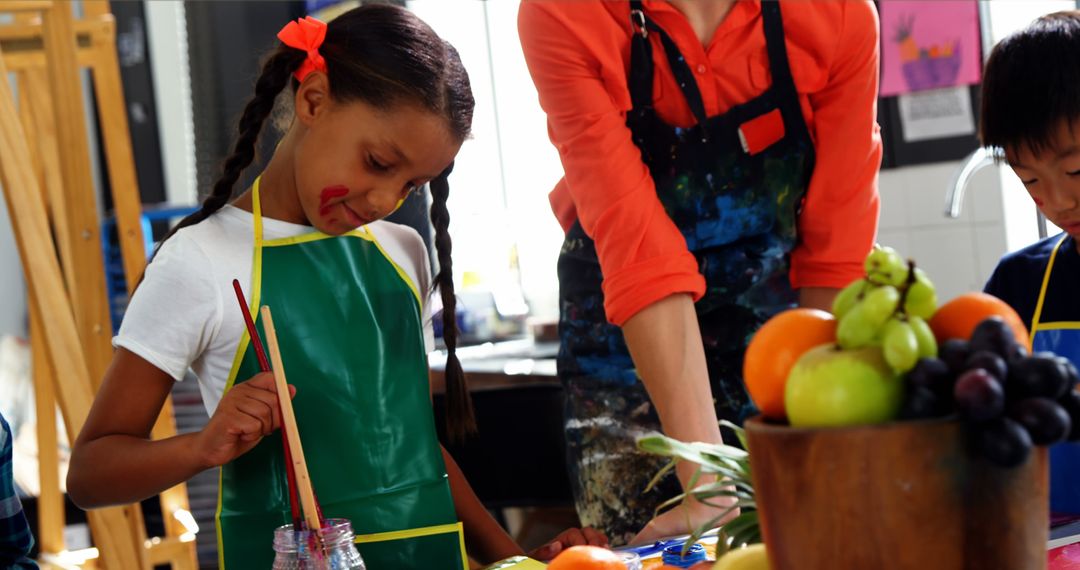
[115,205,435,415]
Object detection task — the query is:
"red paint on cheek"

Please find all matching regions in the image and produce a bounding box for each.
[1034,197,1045,207]
[318,185,349,217]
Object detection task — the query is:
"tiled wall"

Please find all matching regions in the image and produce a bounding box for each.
[876,160,1011,303]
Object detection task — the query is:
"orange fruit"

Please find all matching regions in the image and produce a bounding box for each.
[547,546,624,570]
[744,308,838,419]
[929,292,1031,350]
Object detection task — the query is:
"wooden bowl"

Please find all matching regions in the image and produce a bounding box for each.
[744,416,1048,570]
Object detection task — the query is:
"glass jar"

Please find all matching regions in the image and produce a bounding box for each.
[272,519,365,570]
[618,551,643,569]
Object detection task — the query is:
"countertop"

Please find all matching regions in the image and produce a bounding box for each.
[429,339,559,394]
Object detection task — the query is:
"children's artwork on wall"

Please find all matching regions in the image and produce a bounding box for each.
[880,0,982,97]
[898,86,976,143]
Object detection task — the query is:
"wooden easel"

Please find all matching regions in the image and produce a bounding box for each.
[0,1,196,568]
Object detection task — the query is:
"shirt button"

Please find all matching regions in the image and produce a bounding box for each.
[696,63,707,74]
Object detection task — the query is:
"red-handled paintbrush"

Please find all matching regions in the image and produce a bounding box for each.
[231,279,303,529]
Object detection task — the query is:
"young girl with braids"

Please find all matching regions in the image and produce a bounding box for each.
[66,6,604,568]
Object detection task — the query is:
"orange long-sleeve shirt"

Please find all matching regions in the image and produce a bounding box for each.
[519,0,882,326]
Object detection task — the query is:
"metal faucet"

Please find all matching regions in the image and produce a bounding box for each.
[945,146,1049,239]
[943,2,1050,239]
[945,147,995,219]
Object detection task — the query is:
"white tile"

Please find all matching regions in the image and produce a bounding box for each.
[968,166,1005,224]
[973,223,1009,289]
[908,225,980,303]
[1000,174,1045,253]
[878,169,907,194]
[876,229,910,259]
[905,161,973,227]
[877,170,909,231]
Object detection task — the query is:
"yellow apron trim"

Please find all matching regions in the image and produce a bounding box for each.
[217,177,271,570]
[248,176,266,379]
[1029,234,1069,343]
[262,229,363,247]
[259,228,421,308]
[354,522,469,570]
[246,179,419,307]
[223,330,253,394]
[353,521,461,544]
[457,521,469,570]
[1034,322,1080,331]
[217,180,274,570]
[253,177,264,253]
[215,469,227,569]
[362,226,423,308]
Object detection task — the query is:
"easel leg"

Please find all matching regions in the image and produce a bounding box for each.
[29,290,66,556]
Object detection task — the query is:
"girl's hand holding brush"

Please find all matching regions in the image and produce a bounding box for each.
[193,372,297,469]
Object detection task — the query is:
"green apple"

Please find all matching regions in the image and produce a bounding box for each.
[785,344,903,428]
[713,543,768,570]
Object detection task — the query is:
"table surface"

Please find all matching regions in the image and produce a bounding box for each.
[1051,519,1080,547]
[429,339,559,394]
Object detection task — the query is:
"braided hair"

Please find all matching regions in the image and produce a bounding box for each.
[159,4,476,439]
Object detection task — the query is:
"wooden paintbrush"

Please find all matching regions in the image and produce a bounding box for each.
[261,305,325,531]
[231,279,302,529]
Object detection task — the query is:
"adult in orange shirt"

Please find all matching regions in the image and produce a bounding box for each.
[520,0,882,543]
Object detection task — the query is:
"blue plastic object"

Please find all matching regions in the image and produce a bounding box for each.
[619,539,686,558]
[661,543,707,567]
[306,0,344,14]
[101,205,197,333]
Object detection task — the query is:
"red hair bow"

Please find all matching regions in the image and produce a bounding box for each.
[277,16,328,82]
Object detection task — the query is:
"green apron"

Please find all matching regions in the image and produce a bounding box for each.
[215,178,468,569]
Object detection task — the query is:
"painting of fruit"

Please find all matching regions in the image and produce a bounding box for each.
[893,12,964,91]
[879,1,981,96]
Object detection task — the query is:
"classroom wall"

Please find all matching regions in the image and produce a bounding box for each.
[144,0,198,207]
[0,74,27,338]
[0,67,103,341]
[0,193,27,338]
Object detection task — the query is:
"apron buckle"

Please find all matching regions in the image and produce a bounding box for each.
[631,9,648,38]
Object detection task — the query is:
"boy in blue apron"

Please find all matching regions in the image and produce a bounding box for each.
[980,10,1080,514]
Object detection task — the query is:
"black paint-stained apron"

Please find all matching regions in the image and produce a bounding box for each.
[556,1,815,542]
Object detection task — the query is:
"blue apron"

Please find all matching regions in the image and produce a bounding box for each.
[556,1,815,543]
[1033,236,1080,514]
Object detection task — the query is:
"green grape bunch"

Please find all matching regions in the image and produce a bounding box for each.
[832,245,939,373]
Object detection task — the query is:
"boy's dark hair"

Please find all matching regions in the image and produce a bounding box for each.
[981,10,1080,157]
[162,5,476,439]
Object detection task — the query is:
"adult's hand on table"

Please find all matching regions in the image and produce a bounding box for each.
[529,527,609,561]
[630,494,738,545]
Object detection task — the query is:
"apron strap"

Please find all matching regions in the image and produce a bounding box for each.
[252,176,265,244]
[628,1,655,112]
[760,1,798,98]
[627,0,709,126]
[1029,234,1069,344]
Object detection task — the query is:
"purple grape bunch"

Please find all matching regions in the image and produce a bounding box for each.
[898,316,1080,468]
